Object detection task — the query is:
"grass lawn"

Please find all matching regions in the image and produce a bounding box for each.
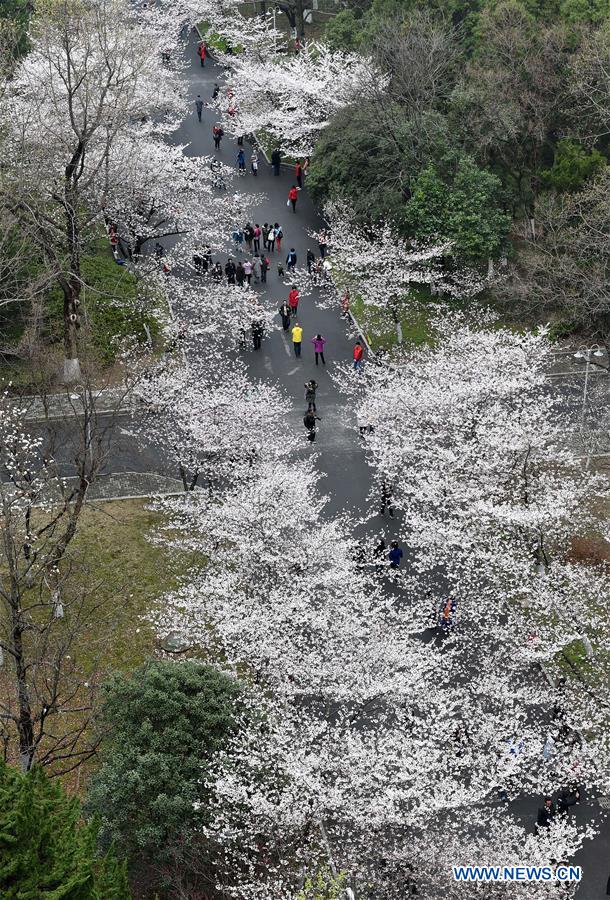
[0,499,201,788]
[349,285,444,353]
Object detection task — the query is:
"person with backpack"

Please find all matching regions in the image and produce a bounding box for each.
[274,223,283,253]
[260,255,270,283]
[288,185,298,213]
[288,285,300,316]
[251,151,259,175]
[231,225,243,254]
[213,123,223,149]
[286,248,297,271]
[251,255,260,283]
[303,409,322,442]
[304,379,318,411]
[311,334,327,366]
[267,225,276,253]
[237,148,246,175]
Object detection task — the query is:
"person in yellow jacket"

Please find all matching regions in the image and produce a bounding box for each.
[291,322,303,357]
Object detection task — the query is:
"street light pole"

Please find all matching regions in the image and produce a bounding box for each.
[573,346,606,468]
[574,346,606,431]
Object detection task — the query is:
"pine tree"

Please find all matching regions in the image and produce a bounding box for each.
[0,761,130,899]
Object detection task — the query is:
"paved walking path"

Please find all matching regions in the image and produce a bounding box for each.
[171,35,609,898]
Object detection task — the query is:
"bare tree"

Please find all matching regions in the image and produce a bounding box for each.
[0,380,130,772]
[497,168,610,352]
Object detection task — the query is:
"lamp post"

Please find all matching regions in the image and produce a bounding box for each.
[573,346,606,432]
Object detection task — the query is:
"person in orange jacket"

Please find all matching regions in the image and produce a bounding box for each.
[198,41,207,67]
[288,185,299,213]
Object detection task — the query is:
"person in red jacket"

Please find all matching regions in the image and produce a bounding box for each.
[288,285,300,315]
[353,340,364,371]
[288,185,299,213]
[198,41,207,67]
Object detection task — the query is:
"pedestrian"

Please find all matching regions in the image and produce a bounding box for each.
[277,261,285,277]
[373,537,387,565]
[192,250,206,274]
[212,82,219,99]
[262,222,269,250]
[251,319,263,350]
[154,241,165,260]
[288,185,298,213]
[306,248,315,273]
[341,290,351,318]
[388,540,403,569]
[263,226,273,254]
[292,321,303,357]
[243,223,254,251]
[271,147,281,176]
[231,225,243,253]
[235,261,246,287]
[254,224,263,253]
[295,160,303,188]
[303,409,321,442]
[251,151,258,175]
[311,333,326,366]
[212,261,223,282]
[261,255,270,283]
[353,340,364,371]
[279,301,291,330]
[198,40,206,67]
[380,481,394,517]
[318,230,328,258]
[237,148,246,175]
[213,123,223,149]
[288,285,299,316]
[536,797,556,828]
[304,379,318,411]
[274,222,283,253]
[243,258,253,284]
[251,255,260,283]
[286,247,297,271]
[195,94,204,122]
[557,788,580,814]
[225,258,236,285]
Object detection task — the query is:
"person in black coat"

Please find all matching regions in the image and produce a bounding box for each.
[271,148,281,176]
[557,788,580,813]
[536,797,556,828]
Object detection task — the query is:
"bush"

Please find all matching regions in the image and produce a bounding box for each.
[85,660,243,862]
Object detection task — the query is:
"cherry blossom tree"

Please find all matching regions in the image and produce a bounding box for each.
[320,203,485,343]
[0,0,186,381]
[218,45,385,156]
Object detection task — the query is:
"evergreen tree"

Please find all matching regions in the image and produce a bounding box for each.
[0,761,130,899]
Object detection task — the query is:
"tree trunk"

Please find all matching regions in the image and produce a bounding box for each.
[390,299,403,345]
[62,147,84,383]
[12,621,35,771]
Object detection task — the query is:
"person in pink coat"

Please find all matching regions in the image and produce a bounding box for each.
[311,333,327,366]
